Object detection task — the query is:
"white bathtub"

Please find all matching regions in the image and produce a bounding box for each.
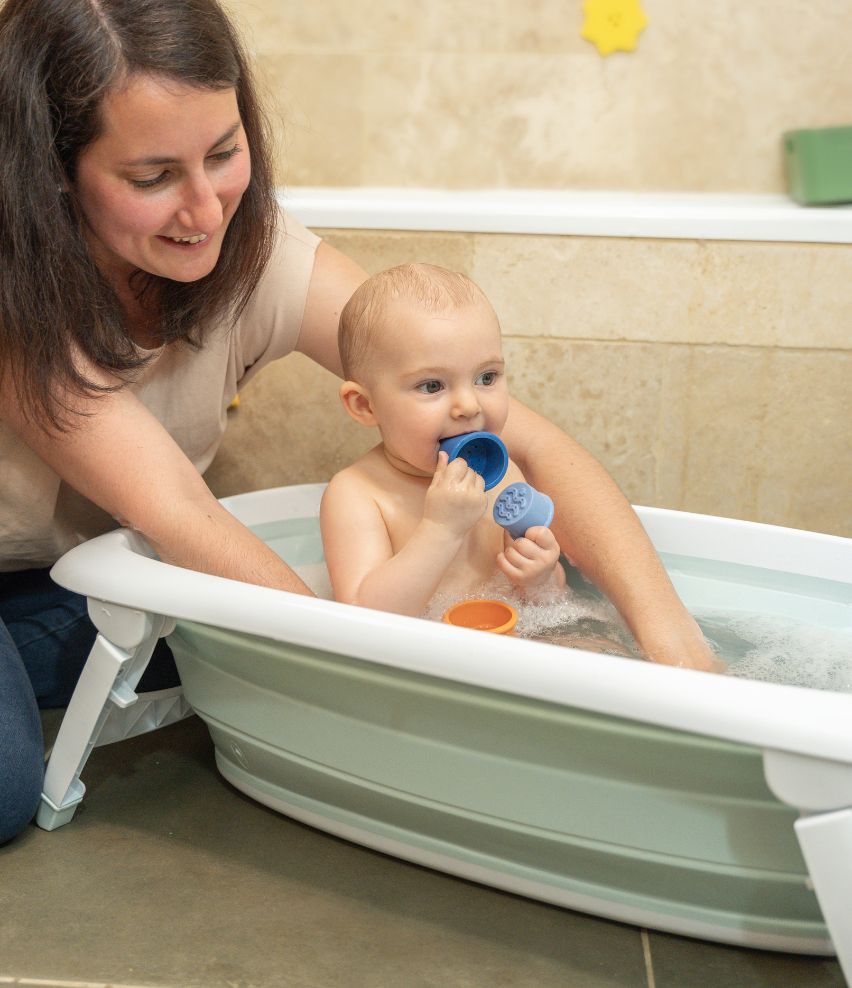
[41,484,852,980]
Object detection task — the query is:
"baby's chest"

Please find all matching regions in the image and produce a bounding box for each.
[387,495,503,560]
[457,512,505,560]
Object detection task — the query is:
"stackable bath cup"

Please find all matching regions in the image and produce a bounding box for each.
[443,599,518,635]
[439,431,555,634]
[439,431,509,491]
[438,431,555,539]
[493,482,555,540]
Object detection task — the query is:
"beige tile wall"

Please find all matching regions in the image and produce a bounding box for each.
[207,1,851,536]
[230,0,852,193]
[207,230,852,536]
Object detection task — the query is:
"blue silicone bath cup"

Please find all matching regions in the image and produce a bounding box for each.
[439,431,509,492]
[493,482,555,539]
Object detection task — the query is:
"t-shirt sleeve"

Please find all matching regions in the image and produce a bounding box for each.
[232,207,321,387]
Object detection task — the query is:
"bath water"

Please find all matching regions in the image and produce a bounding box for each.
[251,518,852,694]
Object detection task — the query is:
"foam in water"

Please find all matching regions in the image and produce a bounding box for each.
[294,555,852,694]
[423,577,852,693]
[423,575,643,660]
[696,610,852,693]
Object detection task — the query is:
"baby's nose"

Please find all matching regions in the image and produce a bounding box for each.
[452,388,481,417]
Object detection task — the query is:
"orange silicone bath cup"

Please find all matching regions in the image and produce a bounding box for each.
[442,599,518,635]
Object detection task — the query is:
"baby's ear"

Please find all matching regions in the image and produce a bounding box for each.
[339,381,377,427]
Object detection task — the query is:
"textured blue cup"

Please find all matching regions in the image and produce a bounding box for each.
[438,431,509,492]
[492,482,555,539]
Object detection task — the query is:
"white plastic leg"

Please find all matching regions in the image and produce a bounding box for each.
[36,602,189,830]
[763,747,852,982]
[795,808,852,985]
[38,632,134,829]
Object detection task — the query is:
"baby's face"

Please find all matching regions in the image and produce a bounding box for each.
[367,298,509,477]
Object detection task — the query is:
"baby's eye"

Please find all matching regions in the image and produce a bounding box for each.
[416,380,443,394]
[477,370,500,386]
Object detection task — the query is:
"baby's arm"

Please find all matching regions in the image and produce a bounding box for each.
[497,526,566,595]
[320,453,488,616]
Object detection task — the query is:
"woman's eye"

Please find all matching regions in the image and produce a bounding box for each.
[417,380,443,394]
[130,145,241,190]
[132,172,168,190]
[209,144,242,164]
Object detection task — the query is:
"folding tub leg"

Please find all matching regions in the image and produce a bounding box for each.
[763,748,852,981]
[795,808,852,985]
[36,601,182,830]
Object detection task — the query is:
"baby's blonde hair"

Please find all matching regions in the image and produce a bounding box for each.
[339,263,490,381]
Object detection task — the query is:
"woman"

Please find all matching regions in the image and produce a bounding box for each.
[0,0,718,845]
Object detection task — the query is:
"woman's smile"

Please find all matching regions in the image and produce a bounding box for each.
[161,233,209,246]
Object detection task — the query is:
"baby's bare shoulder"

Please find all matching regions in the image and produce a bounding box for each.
[325,446,400,503]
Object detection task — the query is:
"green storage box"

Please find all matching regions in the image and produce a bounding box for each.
[783,125,852,206]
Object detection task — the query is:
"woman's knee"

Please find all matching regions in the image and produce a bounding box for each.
[0,749,43,845]
[0,620,45,844]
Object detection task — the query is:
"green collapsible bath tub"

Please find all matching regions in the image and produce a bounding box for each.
[44,484,852,977]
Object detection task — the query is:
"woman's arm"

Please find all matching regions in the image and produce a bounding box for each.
[2,377,315,593]
[0,241,368,593]
[501,396,720,670]
[295,241,368,374]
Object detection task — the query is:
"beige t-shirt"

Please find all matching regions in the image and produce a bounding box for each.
[0,209,320,572]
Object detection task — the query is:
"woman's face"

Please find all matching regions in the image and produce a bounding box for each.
[74,74,251,290]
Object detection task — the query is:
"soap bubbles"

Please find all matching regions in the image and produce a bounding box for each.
[697,610,852,693]
[425,578,852,693]
[299,549,852,694]
[425,576,643,660]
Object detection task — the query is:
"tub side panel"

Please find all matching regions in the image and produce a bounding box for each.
[169,622,827,948]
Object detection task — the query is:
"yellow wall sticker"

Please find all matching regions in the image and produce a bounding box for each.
[581,0,648,55]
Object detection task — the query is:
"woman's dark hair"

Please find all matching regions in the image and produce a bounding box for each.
[0,0,278,429]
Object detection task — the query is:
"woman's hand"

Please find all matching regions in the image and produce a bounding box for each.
[637,617,728,674]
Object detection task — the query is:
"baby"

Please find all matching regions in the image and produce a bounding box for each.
[320,263,565,617]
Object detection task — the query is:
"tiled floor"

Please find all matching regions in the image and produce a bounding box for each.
[0,712,846,988]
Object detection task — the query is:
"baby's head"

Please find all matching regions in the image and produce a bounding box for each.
[339,263,493,385]
[337,263,508,474]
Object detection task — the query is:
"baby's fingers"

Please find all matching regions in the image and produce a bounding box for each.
[522,525,559,550]
[430,452,471,493]
[496,551,522,580]
[503,535,550,562]
[443,456,485,493]
[497,545,544,575]
[428,451,450,490]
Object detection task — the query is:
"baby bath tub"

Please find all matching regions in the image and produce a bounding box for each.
[42,484,852,977]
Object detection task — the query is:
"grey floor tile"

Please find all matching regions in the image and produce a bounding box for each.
[0,980,166,987]
[647,929,847,988]
[2,714,649,988]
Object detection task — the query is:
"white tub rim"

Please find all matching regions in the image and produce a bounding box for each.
[48,484,852,765]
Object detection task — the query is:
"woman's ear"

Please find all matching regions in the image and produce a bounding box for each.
[339,380,378,427]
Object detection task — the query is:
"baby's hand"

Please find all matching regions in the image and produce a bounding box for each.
[423,452,488,538]
[497,526,565,591]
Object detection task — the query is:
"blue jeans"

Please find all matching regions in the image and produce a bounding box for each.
[0,568,178,844]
